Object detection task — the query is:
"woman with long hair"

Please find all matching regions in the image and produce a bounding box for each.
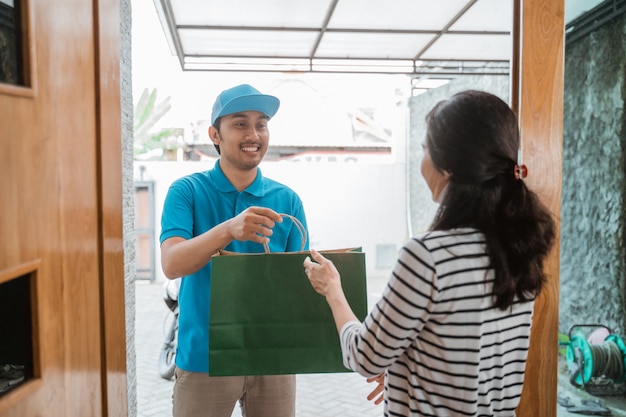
[304,90,556,416]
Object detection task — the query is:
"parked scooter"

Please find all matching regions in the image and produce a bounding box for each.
[158,278,180,380]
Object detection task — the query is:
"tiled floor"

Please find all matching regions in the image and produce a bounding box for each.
[134,279,384,417]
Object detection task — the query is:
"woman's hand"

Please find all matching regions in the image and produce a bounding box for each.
[303,249,358,333]
[303,249,342,299]
[366,373,385,405]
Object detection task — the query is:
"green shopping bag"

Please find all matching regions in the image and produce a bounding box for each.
[208,216,367,376]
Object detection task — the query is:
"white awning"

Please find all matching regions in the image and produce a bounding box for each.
[152,0,603,76]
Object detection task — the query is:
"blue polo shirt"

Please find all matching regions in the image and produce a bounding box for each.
[160,160,309,373]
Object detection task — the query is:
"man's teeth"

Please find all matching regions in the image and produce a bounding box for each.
[242,146,258,152]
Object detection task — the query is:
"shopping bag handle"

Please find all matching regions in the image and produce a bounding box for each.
[262,214,307,253]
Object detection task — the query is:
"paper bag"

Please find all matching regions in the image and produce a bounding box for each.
[209,247,367,376]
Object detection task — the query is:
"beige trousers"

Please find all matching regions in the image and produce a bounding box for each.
[172,367,296,417]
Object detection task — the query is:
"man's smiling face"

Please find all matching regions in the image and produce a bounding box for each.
[212,111,270,172]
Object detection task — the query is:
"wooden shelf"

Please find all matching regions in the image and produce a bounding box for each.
[0,259,40,402]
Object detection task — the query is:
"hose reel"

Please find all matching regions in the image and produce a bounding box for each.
[566,324,626,396]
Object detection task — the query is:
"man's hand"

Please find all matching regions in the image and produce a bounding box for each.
[228,206,283,245]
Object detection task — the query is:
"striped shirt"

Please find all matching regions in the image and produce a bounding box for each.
[340,229,534,416]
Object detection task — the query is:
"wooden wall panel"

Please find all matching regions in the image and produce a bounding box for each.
[0,0,108,415]
[516,0,564,415]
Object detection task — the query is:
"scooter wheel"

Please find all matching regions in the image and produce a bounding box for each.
[158,314,178,380]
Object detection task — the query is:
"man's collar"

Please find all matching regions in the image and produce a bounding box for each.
[211,159,264,197]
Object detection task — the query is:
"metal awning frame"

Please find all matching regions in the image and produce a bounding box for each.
[153,0,512,76]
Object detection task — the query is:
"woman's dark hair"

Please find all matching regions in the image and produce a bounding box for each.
[425,90,555,310]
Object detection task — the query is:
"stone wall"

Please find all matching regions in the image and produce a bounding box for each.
[559,13,626,337]
[120,0,137,414]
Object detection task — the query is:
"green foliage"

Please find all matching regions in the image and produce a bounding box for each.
[133,87,175,157]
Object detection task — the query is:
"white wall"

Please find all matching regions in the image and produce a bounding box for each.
[134,157,409,283]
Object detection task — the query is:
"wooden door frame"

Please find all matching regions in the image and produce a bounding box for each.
[515,0,564,415]
[96,0,128,416]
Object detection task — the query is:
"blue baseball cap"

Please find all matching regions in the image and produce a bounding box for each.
[211,84,280,125]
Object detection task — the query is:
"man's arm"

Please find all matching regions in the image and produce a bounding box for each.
[161,206,283,278]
